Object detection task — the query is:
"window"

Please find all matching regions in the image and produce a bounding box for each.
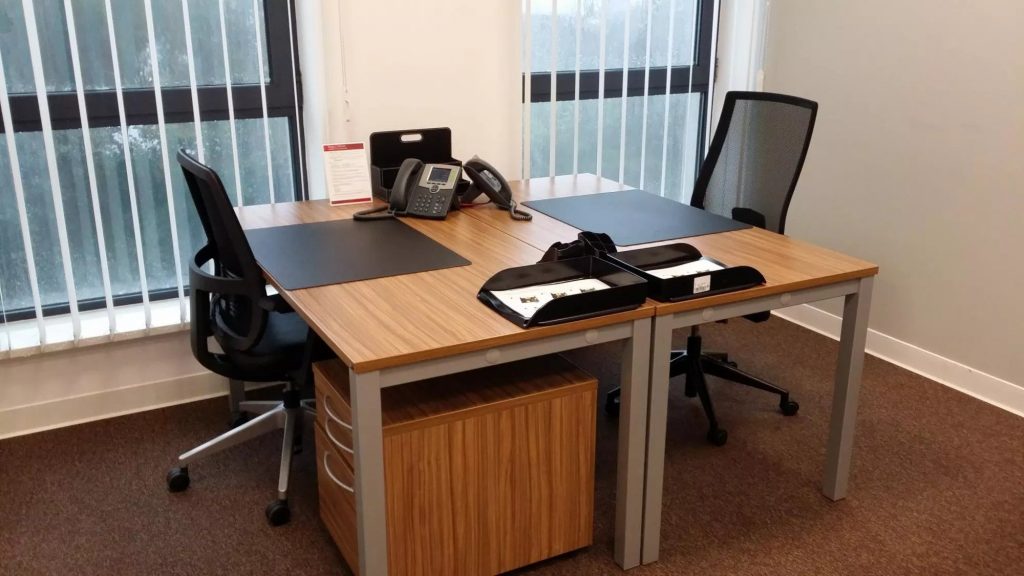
[0,0,304,353]
[523,0,713,202]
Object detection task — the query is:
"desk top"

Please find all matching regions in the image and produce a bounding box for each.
[236,200,655,373]
[460,174,879,316]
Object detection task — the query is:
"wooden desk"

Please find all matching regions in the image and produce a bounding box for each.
[460,174,879,565]
[237,202,656,575]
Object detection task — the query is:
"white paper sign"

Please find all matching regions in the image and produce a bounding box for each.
[323,143,373,206]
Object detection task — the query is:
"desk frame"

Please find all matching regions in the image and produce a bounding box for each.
[238,179,878,574]
[348,317,653,575]
[641,276,874,563]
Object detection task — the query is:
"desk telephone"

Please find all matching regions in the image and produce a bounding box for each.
[355,156,530,222]
[463,156,532,221]
[355,158,461,220]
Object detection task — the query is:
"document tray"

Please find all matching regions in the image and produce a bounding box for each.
[605,243,765,302]
[478,256,647,328]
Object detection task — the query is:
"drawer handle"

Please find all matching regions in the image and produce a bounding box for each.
[325,417,355,455]
[323,451,355,494]
[324,399,353,431]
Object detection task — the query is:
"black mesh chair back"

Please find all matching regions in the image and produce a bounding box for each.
[171,152,323,521]
[178,150,268,362]
[690,92,818,234]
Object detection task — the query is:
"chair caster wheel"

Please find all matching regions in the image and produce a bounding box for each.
[780,399,800,416]
[704,426,729,444]
[266,499,291,526]
[167,467,190,492]
[707,428,728,446]
[604,394,620,417]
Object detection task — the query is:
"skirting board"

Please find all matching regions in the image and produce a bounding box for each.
[0,372,229,440]
[774,305,1024,418]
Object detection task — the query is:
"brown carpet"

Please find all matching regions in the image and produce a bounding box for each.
[1,318,1022,576]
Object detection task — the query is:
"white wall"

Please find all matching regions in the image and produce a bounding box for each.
[0,331,225,439]
[761,1,1024,387]
[331,0,523,176]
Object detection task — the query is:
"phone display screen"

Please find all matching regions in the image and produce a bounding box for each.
[427,167,452,184]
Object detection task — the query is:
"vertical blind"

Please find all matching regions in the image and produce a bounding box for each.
[522,0,713,202]
[0,0,305,358]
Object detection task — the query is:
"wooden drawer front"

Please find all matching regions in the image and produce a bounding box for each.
[313,356,598,576]
[383,385,597,576]
[315,423,359,574]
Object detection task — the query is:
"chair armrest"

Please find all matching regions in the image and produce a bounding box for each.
[189,245,250,296]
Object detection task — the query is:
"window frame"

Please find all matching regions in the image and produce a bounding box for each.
[523,0,715,176]
[0,0,305,323]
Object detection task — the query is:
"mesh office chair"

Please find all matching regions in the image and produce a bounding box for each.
[608,91,818,446]
[166,150,322,525]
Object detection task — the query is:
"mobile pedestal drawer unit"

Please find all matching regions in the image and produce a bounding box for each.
[313,354,598,576]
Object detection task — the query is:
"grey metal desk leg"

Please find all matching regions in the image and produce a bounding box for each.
[349,369,389,575]
[641,316,674,564]
[823,276,874,500]
[614,317,652,569]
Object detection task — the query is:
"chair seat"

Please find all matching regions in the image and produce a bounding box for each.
[222,310,310,382]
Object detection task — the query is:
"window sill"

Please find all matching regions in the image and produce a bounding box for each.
[1,299,189,360]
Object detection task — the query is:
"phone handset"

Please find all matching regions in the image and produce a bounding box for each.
[463,156,532,221]
[389,158,421,213]
[354,158,422,221]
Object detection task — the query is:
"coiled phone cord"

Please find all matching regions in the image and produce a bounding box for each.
[507,199,533,221]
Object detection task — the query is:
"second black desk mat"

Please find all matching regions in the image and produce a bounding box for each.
[245,218,470,290]
[524,189,749,246]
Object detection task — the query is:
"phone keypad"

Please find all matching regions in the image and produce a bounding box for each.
[410,192,449,217]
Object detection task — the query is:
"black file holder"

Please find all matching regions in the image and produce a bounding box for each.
[604,243,766,302]
[369,127,462,201]
[478,257,648,328]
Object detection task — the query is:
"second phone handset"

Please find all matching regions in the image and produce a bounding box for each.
[462,156,532,221]
[355,158,461,221]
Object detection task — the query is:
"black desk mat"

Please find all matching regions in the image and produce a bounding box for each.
[245,218,470,290]
[524,189,749,246]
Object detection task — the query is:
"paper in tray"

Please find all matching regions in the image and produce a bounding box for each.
[604,243,765,302]
[478,256,647,328]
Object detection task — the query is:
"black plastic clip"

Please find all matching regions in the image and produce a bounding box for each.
[578,231,617,256]
[539,231,617,263]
